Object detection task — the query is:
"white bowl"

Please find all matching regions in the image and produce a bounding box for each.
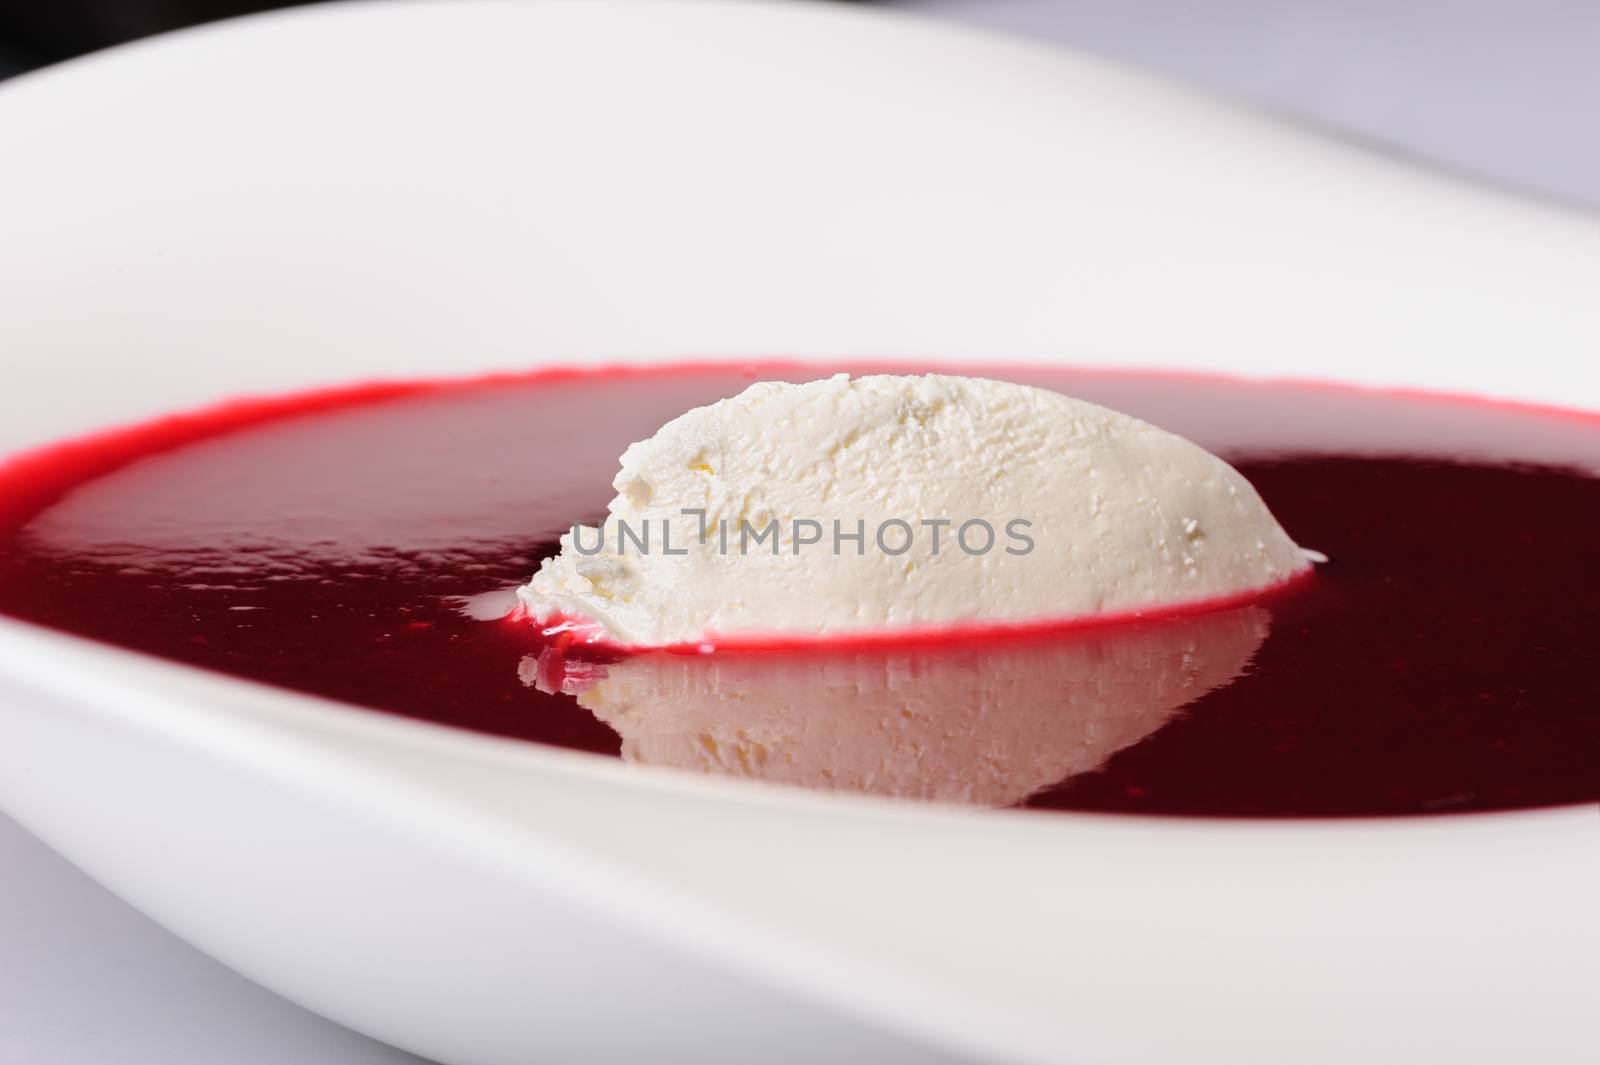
[1,3,1596,1064]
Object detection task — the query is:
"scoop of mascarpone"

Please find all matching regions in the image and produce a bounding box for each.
[518,373,1308,648]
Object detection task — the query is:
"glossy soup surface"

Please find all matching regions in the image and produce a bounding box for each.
[0,365,1596,817]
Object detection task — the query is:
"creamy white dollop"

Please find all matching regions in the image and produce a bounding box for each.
[518,373,1308,648]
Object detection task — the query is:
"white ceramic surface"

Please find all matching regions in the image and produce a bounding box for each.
[0,3,1596,1064]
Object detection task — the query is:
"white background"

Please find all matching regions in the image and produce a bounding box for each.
[2,1,1595,1062]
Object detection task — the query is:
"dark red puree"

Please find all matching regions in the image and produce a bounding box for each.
[0,365,1595,817]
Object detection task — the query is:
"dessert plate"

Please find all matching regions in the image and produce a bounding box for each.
[0,3,1596,1064]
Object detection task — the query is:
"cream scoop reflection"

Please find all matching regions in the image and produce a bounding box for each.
[522,607,1269,807]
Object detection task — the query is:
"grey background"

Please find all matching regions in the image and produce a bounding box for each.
[2,1,1596,1063]
[898,0,1600,208]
